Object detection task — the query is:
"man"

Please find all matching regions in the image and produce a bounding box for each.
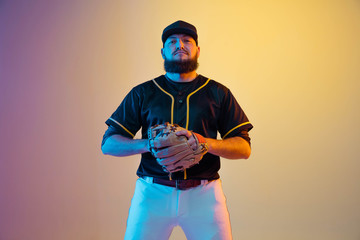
[102,20,253,240]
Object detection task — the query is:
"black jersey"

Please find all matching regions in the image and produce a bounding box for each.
[103,74,253,180]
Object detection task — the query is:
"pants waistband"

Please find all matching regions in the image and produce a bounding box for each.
[142,176,209,190]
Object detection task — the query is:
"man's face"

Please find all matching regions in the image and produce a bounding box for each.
[161,34,200,73]
[162,34,199,61]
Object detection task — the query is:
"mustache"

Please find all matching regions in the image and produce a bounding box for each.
[173,49,189,55]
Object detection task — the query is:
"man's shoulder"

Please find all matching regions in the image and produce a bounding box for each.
[132,75,166,91]
[200,75,230,92]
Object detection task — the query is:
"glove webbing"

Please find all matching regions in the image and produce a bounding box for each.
[168,131,206,180]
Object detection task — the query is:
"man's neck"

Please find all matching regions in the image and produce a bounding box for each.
[165,71,198,83]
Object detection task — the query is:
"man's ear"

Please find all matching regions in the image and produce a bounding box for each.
[196,46,200,58]
[161,48,165,59]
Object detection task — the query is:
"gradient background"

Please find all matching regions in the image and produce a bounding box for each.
[1,0,359,239]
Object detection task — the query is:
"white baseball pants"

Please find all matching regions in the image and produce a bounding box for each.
[124,177,233,240]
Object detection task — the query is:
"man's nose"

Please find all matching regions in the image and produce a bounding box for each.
[175,39,184,49]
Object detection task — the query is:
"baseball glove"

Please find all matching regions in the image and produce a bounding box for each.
[148,122,208,174]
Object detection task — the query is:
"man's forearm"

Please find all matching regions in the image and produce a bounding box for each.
[206,136,251,159]
[102,134,148,157]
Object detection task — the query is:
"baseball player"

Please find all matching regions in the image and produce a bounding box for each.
[102,20,253,240]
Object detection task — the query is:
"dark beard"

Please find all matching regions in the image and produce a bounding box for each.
[164,57,199,73]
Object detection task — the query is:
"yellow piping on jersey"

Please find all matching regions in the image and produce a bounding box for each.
[109,117,135,138]
[185,78,211,130]
[183,78,210,180]
[152,79,174,124]
[153,78,210,180]
[223,122,251,139]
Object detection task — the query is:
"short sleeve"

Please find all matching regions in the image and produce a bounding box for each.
[218,89,253,139]
[105,88,142,138]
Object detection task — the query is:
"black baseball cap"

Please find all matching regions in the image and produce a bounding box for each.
[162,20,198,46]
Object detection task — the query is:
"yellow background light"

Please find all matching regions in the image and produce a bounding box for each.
[0,0,359,239]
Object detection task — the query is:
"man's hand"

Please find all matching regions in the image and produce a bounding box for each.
[148,123,208,174]
[175,129,198,150]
